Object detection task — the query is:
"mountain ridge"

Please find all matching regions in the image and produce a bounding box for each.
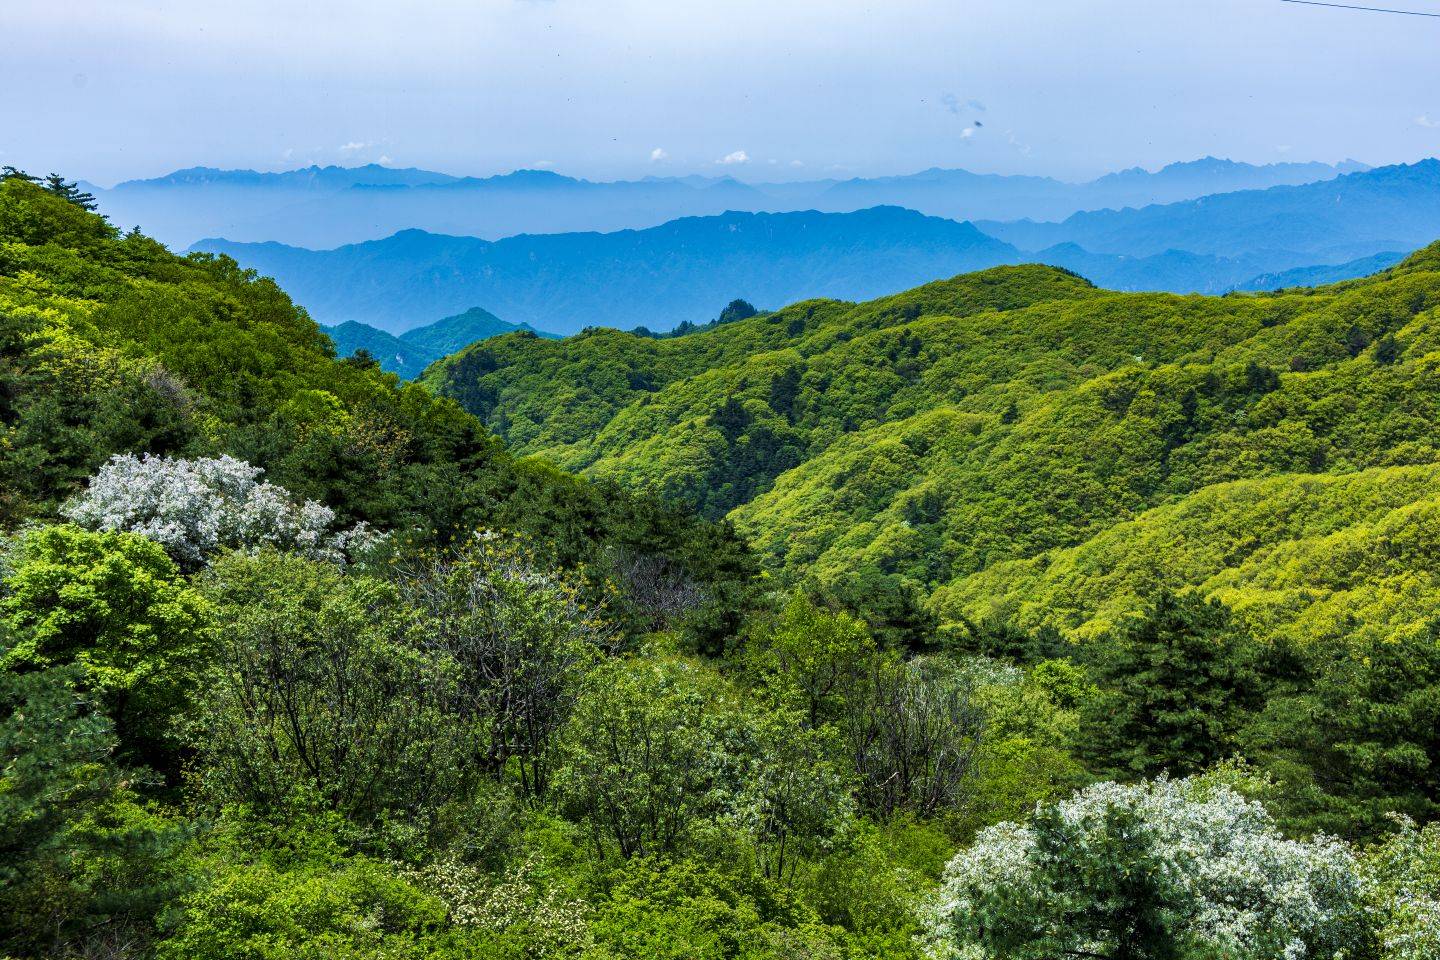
[96,156,1367,248]
[192,206,1025,333]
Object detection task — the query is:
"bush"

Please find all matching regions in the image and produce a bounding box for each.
[63,453,383,571]
[925,775,1368,960]
[188,552,471,838]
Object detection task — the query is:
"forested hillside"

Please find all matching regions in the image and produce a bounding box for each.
[5,172,1440,960]
[0,174,752,638]
[429,245,1440,648]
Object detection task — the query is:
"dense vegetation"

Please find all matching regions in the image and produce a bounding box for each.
[4,172,1440,959]
[428,242,1440,649]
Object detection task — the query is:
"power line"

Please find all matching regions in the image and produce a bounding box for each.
[1279,0,1440,16]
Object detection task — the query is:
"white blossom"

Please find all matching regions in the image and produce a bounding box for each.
[62,453,385,569]
[925,776,1366,960]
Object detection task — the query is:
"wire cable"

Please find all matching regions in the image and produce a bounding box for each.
[1279,0,1440,17]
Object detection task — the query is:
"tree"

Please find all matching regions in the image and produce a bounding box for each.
[42,173,99,211]
[747,596,876,727]
[0,166,39,184]
[724,712,853,883]
[767,365,802,421]
[153,854,448,960]
[1374,333,1402,365]
[63,453,384,571]
[843,655,984,818]
[1360,816,1440,960]
[710,396,751,441]
[189,552,471,834]
[0,661,186,957]
[1080,590,1260,780]
[717,299,758,326]
[552,657,728,858]
[0,524,209,760]
[398,533,606,797]
[925,776,1368,960]
[1251,625,1440,837]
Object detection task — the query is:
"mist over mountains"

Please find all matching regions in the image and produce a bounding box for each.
[100,157,1365,250]
[196,207,1021,334]
[189,160,1436,336]
[981,159,1440,260]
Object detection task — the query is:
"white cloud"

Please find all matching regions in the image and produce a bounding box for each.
[717,149,749,165]
[961,126,977,139]
[650,147,668,162]
[941,93,986,115]
[338,141,367,153]
[533,159,555,168]
[790,159,805,167]
[377,154,393,164]
[1418,114,1440,128]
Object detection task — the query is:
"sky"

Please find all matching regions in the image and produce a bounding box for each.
[3,0,1439,186]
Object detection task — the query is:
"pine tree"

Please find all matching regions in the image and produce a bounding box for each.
[1081,589,1260,779]
[0,166,39,185]
[42,173,99,211]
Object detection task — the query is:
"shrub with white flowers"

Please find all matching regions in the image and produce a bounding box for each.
[923,775,1367,960]
[63,453,384,570]
[1362,816,1440,960]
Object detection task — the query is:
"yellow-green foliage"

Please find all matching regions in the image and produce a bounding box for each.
[432,244,1440,646]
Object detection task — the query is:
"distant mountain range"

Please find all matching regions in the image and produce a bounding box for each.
[193,207,1025,334]
[97,157,1366,248]
[325,306,557,377]
[981,159,1440,261]
[195,159,1436,334]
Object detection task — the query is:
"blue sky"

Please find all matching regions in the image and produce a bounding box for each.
[4,0,1439,185]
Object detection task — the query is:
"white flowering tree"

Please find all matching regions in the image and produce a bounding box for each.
[923,776,1367,960]
[63,453,383,570]
[1363,817,1440,960]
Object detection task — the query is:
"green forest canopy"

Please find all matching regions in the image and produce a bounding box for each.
[427,243,1440,649]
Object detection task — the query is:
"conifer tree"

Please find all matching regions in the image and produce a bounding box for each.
[42,173,99,211]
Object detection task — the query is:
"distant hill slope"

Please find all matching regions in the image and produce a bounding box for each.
[1230,251,1407,292]
[325,306,559,378]
[424,243,1440,645]
[192,207,1026,334]
[400,305,559,356]
[93,158,1363,248]
[324,321,428,377]
[981,159,1440,260]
